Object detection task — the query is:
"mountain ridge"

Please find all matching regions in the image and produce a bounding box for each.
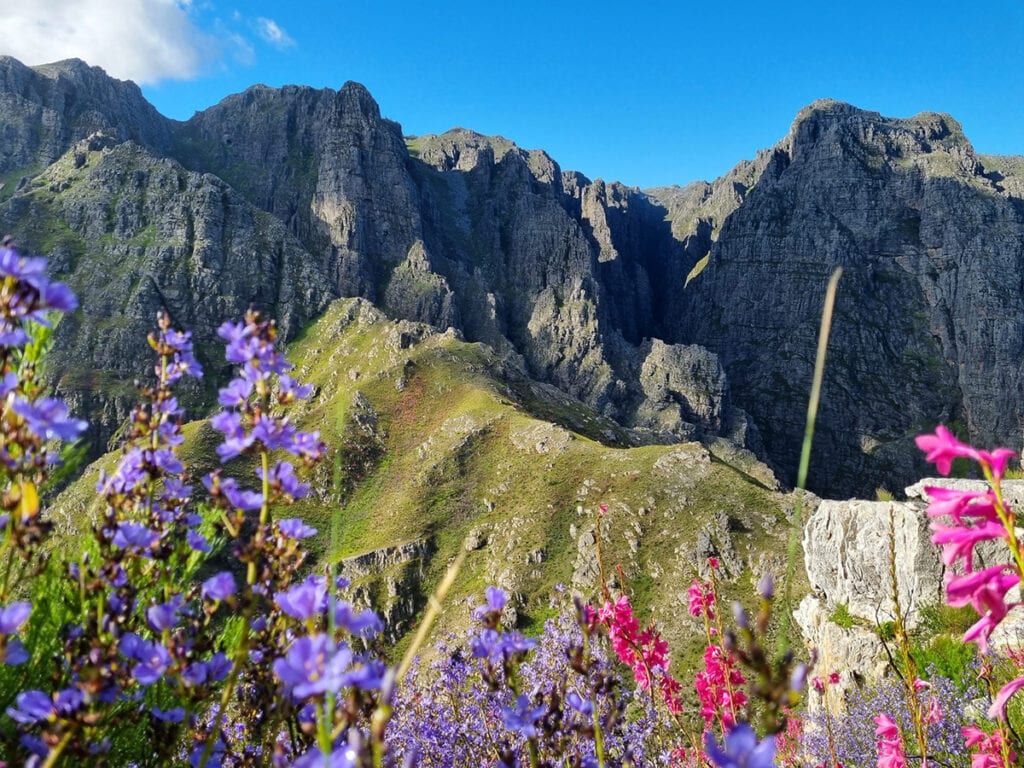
[2,55,1023,498]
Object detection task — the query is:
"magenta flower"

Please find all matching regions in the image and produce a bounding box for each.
[989,675,1024,720]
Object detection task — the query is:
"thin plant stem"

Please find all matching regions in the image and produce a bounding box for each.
[780,267,842,650]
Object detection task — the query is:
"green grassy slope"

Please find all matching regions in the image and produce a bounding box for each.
[50,297,808,664]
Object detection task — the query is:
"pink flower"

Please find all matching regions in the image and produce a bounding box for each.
[988,675,1024,720]
[963,724,1013,768]
[924,486,997,525]
[687,578,715,619]
[916,425,982,475]
[828,671,840,685]
[930,519,1006,570]
[874,714,907,768]
[925,697,943,724]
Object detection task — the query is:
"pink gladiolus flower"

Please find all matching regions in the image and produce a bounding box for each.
[988,675,1024,720]
[875,714,907,768]
[916,425,982,475]
[930,519,1006,570]
[687,578,715,619]
[964,724,1013,768]
[925,697,942,724]
[923,486,997,525]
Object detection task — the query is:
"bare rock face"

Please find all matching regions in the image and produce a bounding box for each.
[803,499,942,625]
[0,57,171,175]
[680,100,1024,496]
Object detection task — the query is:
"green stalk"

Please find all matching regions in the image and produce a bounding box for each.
[780,267,842,650]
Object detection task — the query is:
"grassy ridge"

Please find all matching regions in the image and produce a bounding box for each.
[50,297,808,666]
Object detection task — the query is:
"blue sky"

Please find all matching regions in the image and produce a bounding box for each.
[3,1,1022,189]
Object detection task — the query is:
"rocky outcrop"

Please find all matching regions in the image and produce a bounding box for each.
[798,479,1024,697]
[0,57,171,176]
[2,137,331,451]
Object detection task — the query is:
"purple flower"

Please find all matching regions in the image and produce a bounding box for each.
[0,248,47,281]
[0,601,30,634]
[286,430,326,461]
[274,576,327,621]
[11,396,87,441]
[206,652,231,682]
[187,529,211,552]
[273,634,354,700]
[218,378,253,408]
[146,594,185,632]
[112,522,159,551]
[260,461,310,499]
[204,474,264,511]
[182,661,208,687]
[202,572,236,601]
[501,695,546,737]
[279,518,317,539]
[3,639,28,665]
[251,414,296,451]
[293,745,356,768]
[704,724,775,768]
[152,706,185,722]
[566,691,593,716]
[7,690,54,724]
[121,634,171,685]
[279,375,313,402]
[333,603,383,638]
[55,687,83,716]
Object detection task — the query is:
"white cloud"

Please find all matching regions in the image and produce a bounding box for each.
[254,17,295,50]
[0,0,217,84]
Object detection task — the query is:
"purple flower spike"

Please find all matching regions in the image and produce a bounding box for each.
[279,518,317,539]
[202,572,236,602]
[0,602,30,635]
[704,724,776,768]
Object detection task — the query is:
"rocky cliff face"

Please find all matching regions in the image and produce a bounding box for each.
[681,101,1024,496]
[1,60,1022,496]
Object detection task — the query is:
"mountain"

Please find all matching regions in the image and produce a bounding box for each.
[1,56,1023,499]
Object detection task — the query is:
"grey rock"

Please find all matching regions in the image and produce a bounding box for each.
[803,498,941,625]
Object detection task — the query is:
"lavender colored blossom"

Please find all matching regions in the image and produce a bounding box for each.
[7,690,54,724]
[279,517,317,539]
[3,639,28,665]
[187,528,211,552]
[202,572,236,601]
[704,724,775,768]
[260,460,310,499]
[0,601,30,634]
[272,634,354,700]
[146,594,185,631]
[333,603,383,637]
[274,575,327,621]
[11,396,87,441]
[112,521,159,551]
[501,695,547,737]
